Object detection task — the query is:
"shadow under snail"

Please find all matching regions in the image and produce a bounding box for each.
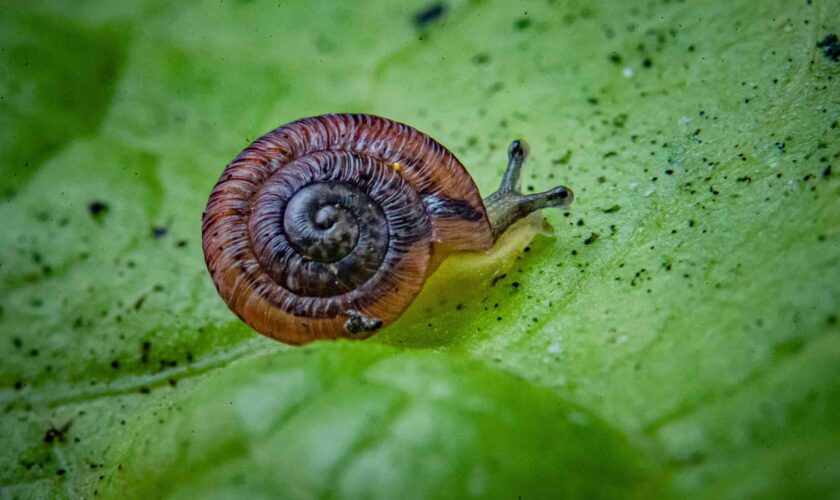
[202,114,574,345]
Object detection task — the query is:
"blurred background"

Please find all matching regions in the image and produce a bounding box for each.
[1,0,838,498]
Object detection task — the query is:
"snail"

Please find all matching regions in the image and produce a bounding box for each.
[202,114,573,345]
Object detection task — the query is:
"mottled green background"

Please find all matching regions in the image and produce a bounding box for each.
[1,0,838,498]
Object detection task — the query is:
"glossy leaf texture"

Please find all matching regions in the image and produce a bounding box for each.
[0,0,838,498]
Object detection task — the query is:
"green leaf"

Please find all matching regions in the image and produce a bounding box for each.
[101,344,658,498]
[1,0,838,498]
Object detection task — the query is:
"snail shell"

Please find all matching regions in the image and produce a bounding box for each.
[202,114,495,344]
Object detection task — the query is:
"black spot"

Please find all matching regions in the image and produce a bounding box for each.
[43,422,72,444]
[583,233,599,245]
[88,201,109,220]
[413,2,447,28]
[602,205,621,214]
[151,227,168,239]
[816,34,839,62]
[140,341,151,364]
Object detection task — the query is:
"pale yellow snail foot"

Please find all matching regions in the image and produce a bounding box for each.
[378,212,558,346]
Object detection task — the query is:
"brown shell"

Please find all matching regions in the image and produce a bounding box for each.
[202,114,493,344]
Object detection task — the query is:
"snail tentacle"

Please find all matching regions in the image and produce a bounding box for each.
[484,140,575,240]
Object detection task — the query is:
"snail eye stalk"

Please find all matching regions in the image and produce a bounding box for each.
[483,140,574,241]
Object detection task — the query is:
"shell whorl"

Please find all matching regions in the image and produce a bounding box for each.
[202,114,493,344]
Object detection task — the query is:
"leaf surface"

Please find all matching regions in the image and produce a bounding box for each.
[1,0,838,498]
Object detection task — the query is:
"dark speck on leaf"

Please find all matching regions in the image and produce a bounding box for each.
[141,341,151,364]
[602,205,621,214]
[553,150,572,165]
[642,57,653,68]
[612,114,628,128]
[816,34,839,62]
[583,233,599,245]
[491,273,507,286]
[151,227,168,239]
[88,201,109,220]
[413,2,447,28]
[43,422,72,444]
[514,18,531,30]
[472,53,490,65]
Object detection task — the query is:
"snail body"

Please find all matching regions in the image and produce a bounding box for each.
[202,114,573,344]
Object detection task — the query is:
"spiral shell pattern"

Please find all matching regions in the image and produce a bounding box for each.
[202,114,493,344]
